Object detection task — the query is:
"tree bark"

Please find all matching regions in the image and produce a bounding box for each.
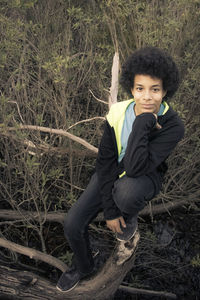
[108,52,119,108]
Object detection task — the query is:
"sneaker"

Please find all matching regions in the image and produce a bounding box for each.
[116,216,138,242]
[56,250,99,292]
[56,267,81,292]
[56,265,95,293]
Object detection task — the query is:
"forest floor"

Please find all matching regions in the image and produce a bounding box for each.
[114,205,200,300]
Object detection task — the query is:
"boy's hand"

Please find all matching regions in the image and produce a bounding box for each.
[153,113,162,129]
[106,216,126,234]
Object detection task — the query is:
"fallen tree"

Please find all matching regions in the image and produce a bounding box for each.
[0,232,177,299]
[0,189,199,225]
[0,233,140,300]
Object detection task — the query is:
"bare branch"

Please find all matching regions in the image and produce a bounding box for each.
[0,237,68,272]
[119,285,177,299]
[89,89,108,105]
[0,131,97,158]
[67,116,105,131]
[1,195,198,226]
[2,124,98,154]
[0,210,66,224]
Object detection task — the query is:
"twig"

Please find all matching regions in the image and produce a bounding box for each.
[0,237,68,272]
[0,219,25,226]
[8,101,25,123]
[89,89,108,105]
[0,209,66,224]
[67,116,105,130]
[119,285,177,299]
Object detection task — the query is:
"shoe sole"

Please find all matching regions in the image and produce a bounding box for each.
[116,225,138,242]
[56,280,80,293]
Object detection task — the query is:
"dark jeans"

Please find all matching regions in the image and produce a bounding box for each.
[64,172,157,274]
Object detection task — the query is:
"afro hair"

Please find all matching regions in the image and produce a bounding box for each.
[120,47,179,101]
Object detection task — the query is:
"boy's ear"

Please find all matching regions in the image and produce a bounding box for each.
[131,87,134,96]
[163,90,167,98]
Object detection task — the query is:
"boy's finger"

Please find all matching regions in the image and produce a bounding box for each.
[156,122,162,129]
[120,216,126,228]
[116,220,123,233]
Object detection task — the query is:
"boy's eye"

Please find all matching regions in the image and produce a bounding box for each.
[136,87,143,91]
[153,88,160,92]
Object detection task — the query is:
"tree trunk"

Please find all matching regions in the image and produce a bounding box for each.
[0,233,140,300]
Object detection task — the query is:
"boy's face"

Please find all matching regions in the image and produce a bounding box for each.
[131,74,166,116]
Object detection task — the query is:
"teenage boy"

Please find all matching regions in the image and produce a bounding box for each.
[56,47,184,292]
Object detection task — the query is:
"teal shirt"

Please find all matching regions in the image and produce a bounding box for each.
[118,102,165,162]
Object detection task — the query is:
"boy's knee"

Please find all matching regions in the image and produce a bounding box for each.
[112,176,154,213]
[114,190,144,213]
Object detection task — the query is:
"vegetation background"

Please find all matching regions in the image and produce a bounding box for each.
[0,0,199,299]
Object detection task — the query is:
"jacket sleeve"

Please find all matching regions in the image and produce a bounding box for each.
[96,121,122,220]
[123,112,184,177]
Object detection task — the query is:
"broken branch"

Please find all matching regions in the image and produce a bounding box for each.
[0,237,68,272]
[1,124,98,154]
